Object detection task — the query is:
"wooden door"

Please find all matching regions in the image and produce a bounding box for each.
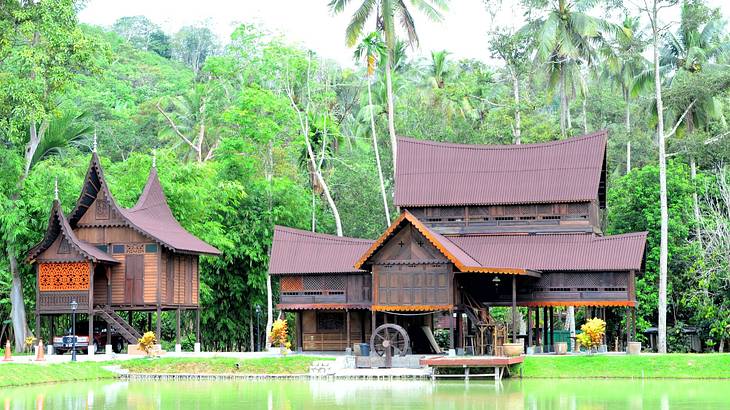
[166,255,174,305]
[184,256,193,305]
[125,254,144,305]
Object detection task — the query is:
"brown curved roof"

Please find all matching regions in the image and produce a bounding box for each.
[67,153,220,255]
[394,130,608,207]
[27,200,118,264]
[120,168,220,255]
[269,226,373,275]
[449,231,648,272]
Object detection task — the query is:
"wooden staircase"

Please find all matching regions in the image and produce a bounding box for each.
[95,306,143,344]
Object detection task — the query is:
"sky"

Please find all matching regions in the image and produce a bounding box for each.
[79,0,730,67]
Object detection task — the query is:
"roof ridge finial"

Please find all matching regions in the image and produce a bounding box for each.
[152,148,157,168]
[54,177,59,201]
[92,130,98,153]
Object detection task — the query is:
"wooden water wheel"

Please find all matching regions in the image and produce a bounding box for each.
[370,323,410,359]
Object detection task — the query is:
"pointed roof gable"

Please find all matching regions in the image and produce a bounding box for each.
[27,200,118,264]
[395,130,608,207]
[355,211,531,276]
[67,153,220,256]
[119,167,221,255]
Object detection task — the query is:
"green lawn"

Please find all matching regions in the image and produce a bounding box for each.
[0,362,116,387]
[120,356,333,375]
[516,354,730,379]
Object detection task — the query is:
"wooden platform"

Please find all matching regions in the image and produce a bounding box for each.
[420,356,524,380]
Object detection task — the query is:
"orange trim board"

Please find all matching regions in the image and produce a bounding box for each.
[354,211,528,275]
[521,301,637,307]
[371,305,453,312]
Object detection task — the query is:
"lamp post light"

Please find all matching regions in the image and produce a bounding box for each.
[70,299,78,362]
[255,305,261,352]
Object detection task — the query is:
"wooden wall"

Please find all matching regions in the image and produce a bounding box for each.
[370,225,453,309]
[162,250,199,306]
[408,201,602,235]
[301,310,370,351]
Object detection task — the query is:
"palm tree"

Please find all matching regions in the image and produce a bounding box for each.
[354,32,391,227]
[600,16,649,173]
[329,0,448,177]
[521,0,622,138]
[428,50,450,89]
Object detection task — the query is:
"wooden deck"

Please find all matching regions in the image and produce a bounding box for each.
[420,355,524,380]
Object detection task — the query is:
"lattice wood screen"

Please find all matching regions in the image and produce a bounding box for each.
[126,244,145,254]
[303,275,345,291]
[280,276,303,292]
[39,262,90,291]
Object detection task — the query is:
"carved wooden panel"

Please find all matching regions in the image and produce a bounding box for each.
[126,244,145,254]
[38,262,90,291]
[281,276,303,292]
[57,238,71,254]
[95,194,110,220]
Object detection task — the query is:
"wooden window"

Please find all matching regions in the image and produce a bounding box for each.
[112,244,125,254]
[145,244,158,253]
[96,244,108,253]
[38,262,90,291]
[316,312,344,333]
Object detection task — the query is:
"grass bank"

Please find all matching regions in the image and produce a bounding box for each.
[120,356,333,375]
[0,362,116,387]
[516,354,730,379]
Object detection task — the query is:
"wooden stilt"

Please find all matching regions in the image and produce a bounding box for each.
[155,306,162,341]
[511,276,518,343]
[449,310,455,350]
[195,308,201,345]
[542,307,548,351]
[176,308,181,349]
[549,306,555,352]
[346,309,351,352]
[527,307,533,347]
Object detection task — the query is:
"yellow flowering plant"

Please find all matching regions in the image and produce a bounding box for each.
[576,317,606,352]
[270,319,291,354]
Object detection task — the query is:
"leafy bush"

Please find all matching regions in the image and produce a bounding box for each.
[138,331,157,356]
[576,318,606,351]
[270,319,291,353]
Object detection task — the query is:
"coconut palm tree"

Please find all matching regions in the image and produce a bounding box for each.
[521,0,623,138]
[600,16,649,173]
[354,32,391,227]
[329,0,448,177]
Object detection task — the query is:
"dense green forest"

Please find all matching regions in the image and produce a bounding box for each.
[1,0,729,352]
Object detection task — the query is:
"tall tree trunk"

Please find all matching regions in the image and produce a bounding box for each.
[652,1,669,354]
[384,53,398,178]
[305,130,343,236]
[690,156,703,246]
[559,69,567,138]
[249,308,254,351]
[582,97,588,133]
[8,248,29,353]
[264,140,274,349]
[512,71,522,145]
[567,306,576,352]
[626,92,632,174]
[265,274,273,349]
[368,78,391,226]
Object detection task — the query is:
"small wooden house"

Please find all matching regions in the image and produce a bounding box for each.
[271,130,647,353]
[27,151,220,350]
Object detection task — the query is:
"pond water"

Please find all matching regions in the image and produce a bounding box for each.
[2,378,728,409]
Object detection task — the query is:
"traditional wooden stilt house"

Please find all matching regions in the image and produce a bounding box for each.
[271,130,647,354]
[27,150,220,352]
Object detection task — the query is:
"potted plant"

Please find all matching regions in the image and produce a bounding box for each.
[575,318,606,354]
[270,319,291,355]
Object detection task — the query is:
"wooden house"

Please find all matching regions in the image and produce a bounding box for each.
[271,130,647,353]
[27,151,220,351]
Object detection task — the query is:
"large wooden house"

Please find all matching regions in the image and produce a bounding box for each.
[27,151,220,351]
[270,130,647,353]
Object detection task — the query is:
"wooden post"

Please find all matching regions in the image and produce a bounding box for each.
[195,308,201,345]
[156,306,162,341]
[542,307,548,350]
[346,309,351,352]
[360,311,366,343]
[550,306,555,352]
[296,311,303,351]
[176,308,181,348]
[527,307,533,347]
[511,276,517,343]
[146,312,152,332]
[128,311,133,327]
[455,310,462,349]
[535,306,542,346]
[50,315,55,345]
[371,311,376,341]
[625,307,630,345]
[631,307,637,341]
[449,310,455,350]
[88,262,94,354]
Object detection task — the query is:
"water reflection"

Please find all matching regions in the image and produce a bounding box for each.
[1,378,728,409]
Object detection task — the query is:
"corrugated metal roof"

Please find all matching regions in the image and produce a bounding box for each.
[121,167,221,255]
[395,130,608,207]
[269,226,374,274]
[449,231,648,271]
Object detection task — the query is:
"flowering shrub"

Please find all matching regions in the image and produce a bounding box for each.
[138,331,158,356]
[576,318,606,351]
[270,319,291,354]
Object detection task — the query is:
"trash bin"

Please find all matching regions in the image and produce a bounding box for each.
[359,343,370,356]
